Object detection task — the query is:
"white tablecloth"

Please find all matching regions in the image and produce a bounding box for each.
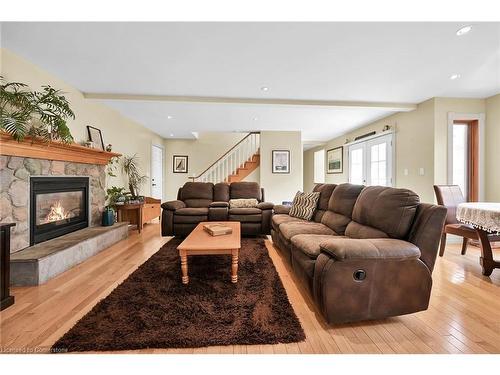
[456,202,500,234]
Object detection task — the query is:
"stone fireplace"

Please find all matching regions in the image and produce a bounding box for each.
[0,156,106,253]
[30,176,90,245]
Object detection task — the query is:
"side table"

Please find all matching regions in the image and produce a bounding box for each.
[116,203,144,233]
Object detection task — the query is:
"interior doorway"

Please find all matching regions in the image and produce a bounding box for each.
[450,119,479,202]
[151,144,164,200]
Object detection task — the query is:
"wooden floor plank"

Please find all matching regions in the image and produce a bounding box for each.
[1,225,500,354]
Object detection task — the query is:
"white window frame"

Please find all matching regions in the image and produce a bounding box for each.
[347,132,395,186]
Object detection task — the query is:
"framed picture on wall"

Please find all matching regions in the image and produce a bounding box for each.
[173,155,188,173]
[327,146,343,174]
[272,150,290,174]
[86,126,105,151]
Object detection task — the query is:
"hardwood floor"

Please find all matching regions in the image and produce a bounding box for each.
[1,223,500,354]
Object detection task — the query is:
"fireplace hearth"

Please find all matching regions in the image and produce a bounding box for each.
[30,177,90,245]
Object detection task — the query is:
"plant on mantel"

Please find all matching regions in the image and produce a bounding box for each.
[0,76,75,143]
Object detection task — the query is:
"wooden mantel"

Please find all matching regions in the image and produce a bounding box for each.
[0,134,121,165]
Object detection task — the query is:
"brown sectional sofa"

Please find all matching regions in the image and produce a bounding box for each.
[161,181,274,237]
[272,183,447,324]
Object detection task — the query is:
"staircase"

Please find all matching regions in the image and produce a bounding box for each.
[189,132,260,184]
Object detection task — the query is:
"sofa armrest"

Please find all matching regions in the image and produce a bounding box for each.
[209,201,229,208]
[161,200,186,211]
[256,202,274,210]
[273,204,291,214]
[320,238,420,261]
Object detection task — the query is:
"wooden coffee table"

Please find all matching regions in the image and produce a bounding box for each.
[177,222,241,284]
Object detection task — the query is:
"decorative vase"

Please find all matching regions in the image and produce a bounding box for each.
[102,208,115,226]
[106,144,113,152]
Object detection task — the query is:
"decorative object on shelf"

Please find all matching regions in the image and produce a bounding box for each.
[106,144,113,152]
[354,131,377,141]
[382,125,392,132]
[173,155,188,173]
[121,154,148,197]
[102,207,115,227]
[86,125,105,151]
[1,223,15,311]
[83,141,94,148]
[272,150,290,174]
[327,146,343,174]
[0,76,74,143]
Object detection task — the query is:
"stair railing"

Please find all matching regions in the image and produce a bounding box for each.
[189,132,260,183]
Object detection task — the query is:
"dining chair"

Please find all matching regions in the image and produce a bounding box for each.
[433,185,478,257]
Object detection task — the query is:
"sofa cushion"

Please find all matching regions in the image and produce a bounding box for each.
[229,207,261,215]
[289,191,321,221]
[279,221,335,242]
[291,234,340,259]
[271,214,305,232]
[348,186,420,239]
[312,184,337,222]
[229,198,258,209]
[321,183,364,235]
[179,182,214,208]
[175,207,209,216]
[230,182,261,201]
[214,182,230,202]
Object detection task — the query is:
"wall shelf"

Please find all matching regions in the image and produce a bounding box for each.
[0,134,121,165]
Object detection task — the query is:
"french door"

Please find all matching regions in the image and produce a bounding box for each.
[348,134,393,186]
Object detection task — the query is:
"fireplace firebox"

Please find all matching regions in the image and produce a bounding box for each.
[30,177,90,245]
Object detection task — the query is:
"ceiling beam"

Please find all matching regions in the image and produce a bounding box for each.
[83,93,417,112]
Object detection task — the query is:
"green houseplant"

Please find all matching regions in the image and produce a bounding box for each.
[121,154,148,198]
[0,76,74,143]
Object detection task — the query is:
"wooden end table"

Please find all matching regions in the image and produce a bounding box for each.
[116,203,144,233]
[177,222,241,284]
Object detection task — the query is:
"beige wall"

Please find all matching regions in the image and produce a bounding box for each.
[304,99,436,203]
[260,131,303,204]
[1,49,164,198]
[486,94,500,201]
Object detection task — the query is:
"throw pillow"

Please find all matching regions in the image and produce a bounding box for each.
[289,191,320,221]
[229,198,259,209]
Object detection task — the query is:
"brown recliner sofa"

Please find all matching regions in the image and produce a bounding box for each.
[272,183,447,324]
[161,181,274,237]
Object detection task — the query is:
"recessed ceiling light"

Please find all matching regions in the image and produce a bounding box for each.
[456,25,472,36]
[253,117,258,121]
[450,74,461,80]
[169,133,174,137]
[167,115,173,120]
[260,86,269,92]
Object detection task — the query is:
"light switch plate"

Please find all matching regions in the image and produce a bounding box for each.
[404,168,409,176]
[419,167,425,176]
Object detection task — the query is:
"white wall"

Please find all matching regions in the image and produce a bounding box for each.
[1,48,164,198]
[260,131,303,204]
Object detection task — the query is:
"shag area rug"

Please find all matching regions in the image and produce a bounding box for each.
[52,237,305,352]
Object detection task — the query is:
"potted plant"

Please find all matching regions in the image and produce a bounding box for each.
[0,76,74,143]
[103,186,126,226]
[121,154,148,199]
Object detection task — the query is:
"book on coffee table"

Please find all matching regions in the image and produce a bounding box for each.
[203,224,233,236]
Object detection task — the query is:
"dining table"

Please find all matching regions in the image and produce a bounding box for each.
[456,202,500,276]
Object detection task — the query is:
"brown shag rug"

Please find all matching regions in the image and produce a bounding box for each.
[51,237,305,352]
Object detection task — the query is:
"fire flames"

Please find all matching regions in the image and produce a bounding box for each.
[44,200,73,223]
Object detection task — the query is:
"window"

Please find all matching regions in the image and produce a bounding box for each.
[348,133,393,186]
[313,149,325,183]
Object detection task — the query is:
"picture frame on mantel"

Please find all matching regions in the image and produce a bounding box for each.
[272,150,290,174]
[173,155,188,173]
[327,146,343,174]
[87,126,105,151]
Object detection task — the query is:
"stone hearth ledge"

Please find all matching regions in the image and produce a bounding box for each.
[10,222,129,286]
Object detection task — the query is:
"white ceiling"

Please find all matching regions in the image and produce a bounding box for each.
[2,22,500,143]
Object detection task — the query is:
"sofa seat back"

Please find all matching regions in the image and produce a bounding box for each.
[311,184,336,222]
[346,186,420,239]
[229,181,262,202]
[321,183,364,235]
[179,182,214,208]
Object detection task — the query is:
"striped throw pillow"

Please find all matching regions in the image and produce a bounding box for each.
[288,191,320,221]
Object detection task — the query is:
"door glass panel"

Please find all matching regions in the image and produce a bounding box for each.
[349,148,364,184]
[452,124,468,198]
